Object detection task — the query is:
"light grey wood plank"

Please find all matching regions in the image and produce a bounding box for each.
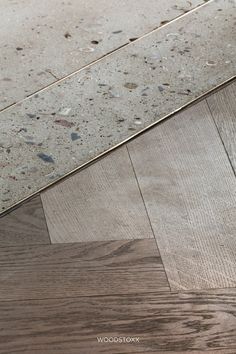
[0,196,50,246]
[0,239,169,301]
[207,81,236,172]
[128,100,236,290]
[41,146,153,243]
[0,288,235,353]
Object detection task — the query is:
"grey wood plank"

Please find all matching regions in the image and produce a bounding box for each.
[41,146,153,243]
[0,288,235,353]
[0,239,169,301]
[128,100,236,290]
[0,196,50,246]
[207,81,236,172]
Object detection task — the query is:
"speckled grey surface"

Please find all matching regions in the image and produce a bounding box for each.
[0,0,204,110]
[0,0,235,213]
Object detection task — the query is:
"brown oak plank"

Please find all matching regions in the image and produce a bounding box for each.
[0,196,50,246]
[0,239,169,301]
[128,100,236,290]
[137,352,236,354]
[136,352,236,354]
[41,146,153,243]
[207,81,236,172]
[0,288,235,353]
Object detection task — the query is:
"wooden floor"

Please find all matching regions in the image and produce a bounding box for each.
[41,146,154,243]
[0,82,236,353]
[128,98,236,290]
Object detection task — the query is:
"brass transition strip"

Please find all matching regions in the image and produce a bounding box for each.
[1,75,235,218]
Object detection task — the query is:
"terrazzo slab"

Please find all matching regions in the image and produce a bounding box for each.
[0,0,235,214]
[0,0,204,110]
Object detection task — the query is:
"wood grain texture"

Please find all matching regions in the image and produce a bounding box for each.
[0,288,235,353]
[207,81,236,172]
[0,196,50,246]
[136,352,236,354]
[41,146,153,243]
[128,100,236,290]
[0,239,169,301]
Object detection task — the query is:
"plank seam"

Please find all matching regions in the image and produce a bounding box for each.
[126,145,172,291]
[206,98,236,178]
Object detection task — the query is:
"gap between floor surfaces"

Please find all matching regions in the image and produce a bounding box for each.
[39,194,52,245]
[0,0,212,116]
[206,99,236,178]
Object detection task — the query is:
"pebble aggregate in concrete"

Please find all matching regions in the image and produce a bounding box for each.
[0,0,203,110]
[0,0,235,213]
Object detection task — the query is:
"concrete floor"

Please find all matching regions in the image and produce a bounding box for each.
[0,0,204,110]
